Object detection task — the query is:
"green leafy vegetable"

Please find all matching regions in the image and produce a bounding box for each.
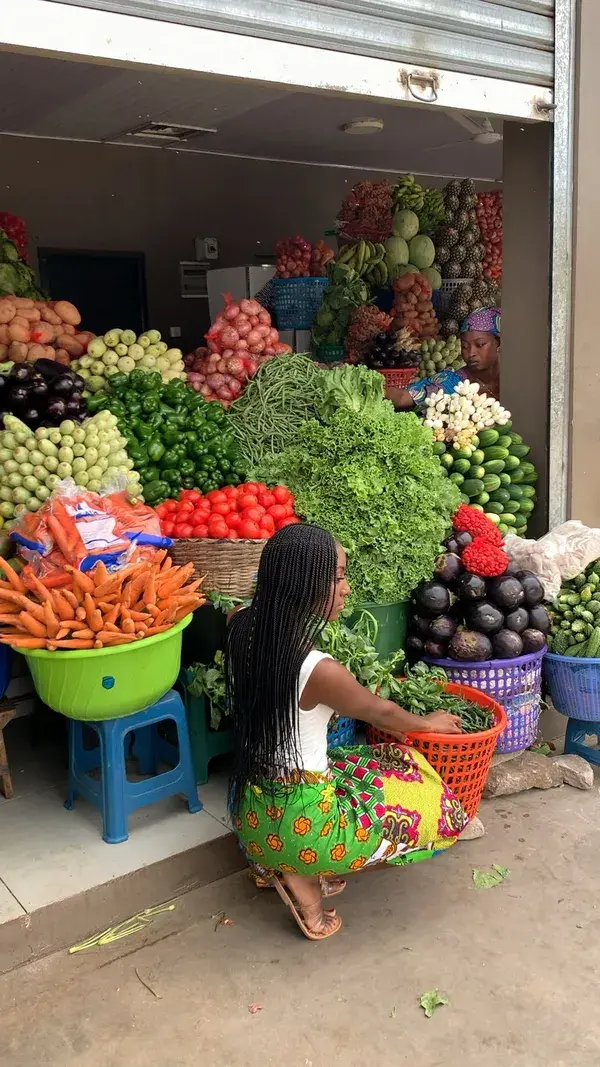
[187,651,227,729]
[317,364,386,419]
[472,864,510,889]
[259,402,460,605]
[419,990,449,1018]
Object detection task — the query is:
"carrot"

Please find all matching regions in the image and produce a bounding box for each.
[144,571,157,607]
[0,613,25,627]
[103,623,122,634]
[22,569,56,605]
[75,606,87,621]
[84,593,96,628]
[90,610,104,633]
[104,604,120,627]
[0,589,41,611]
[122,571,147,607]
[43,599,60,639]
[18,611,47,638]
[160,555,173,573]
[72,628,95,640]
[145,625,172,636]
[68,567,95,597]
[47,639,95,650]
[62,589,78,611]
[92,561,109,589]
[97,600,115,615]
[0,601,20,614]
[47,516,77,561]
[0,635,47,648]
[0,558,25,592]
[154,605,177,627]
[129,610,152,622]
[121,618,135,635]
[94,632,137,646]
[53,591,74,622]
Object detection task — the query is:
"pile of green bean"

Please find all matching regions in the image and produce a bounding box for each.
[229,352,322,470]
[393,663,495,734]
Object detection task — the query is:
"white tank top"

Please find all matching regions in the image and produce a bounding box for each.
[296,650,334,773]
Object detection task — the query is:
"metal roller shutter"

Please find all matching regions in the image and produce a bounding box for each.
[56,0,555,87]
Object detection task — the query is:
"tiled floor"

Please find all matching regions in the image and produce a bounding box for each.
[0,715,231,922]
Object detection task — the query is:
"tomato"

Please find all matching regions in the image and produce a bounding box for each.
[267,503,287,522]
[254,482,268,494]
[208,523,228,539]
[258,491,276,509]
[206,490,227,504]
[175,523,194,538]
[194,524,209,538]
[277,517,300,530]
[190,511,209,527]
[226,512,242,529]
[244,482,260,495]
[161,520,175,537]
[272,485,291,504]
[238,519,261,539]
[242,505,265,523]
[223,485,239,499]
[238,493,258,510]
[227,529,240,540]
[155,503,169,519]
[162,499,177,512]
[178,499,194,514]
[210,502,231,517]
[283,504,295,518]
[259,513,275,534]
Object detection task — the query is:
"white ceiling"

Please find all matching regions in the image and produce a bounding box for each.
[0,51,503,180]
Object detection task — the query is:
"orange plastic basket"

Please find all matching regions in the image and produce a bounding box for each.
[378,368,418,389]
[365,682,507,819]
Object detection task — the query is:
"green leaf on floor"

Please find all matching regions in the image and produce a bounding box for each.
[472,863,510,889]
[419,990,449,1018]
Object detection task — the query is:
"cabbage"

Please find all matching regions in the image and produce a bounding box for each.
[392,210,419,240]
[408,234,435,269]
[421,266,442,290]
[384,236,409,267]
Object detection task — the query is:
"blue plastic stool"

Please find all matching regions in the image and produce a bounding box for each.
[564,717,600,767]
[65,689,202,844]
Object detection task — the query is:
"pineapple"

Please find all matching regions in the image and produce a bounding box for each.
[463,229,477,248]
[454,243,466,261]
[456,210,469,230]
[436,245,450,264]
[442,227,459,247]
[447,261,463,278]
[463,258,478,278]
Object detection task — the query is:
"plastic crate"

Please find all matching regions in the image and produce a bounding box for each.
[543,653,600,722]
[314,344,345,364]
[327,715,356,748]
[437,278,470,317]
[378,368,418,390]
[425,649,545,753]
[273,277,328,330]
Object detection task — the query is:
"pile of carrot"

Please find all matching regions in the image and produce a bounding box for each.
[0,552,204,651]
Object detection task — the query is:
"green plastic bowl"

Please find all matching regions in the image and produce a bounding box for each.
[21,615,192,721]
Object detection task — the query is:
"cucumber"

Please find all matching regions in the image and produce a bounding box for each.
[468,465,485,480]
[501,512,517,527]
[496,435,512,449]
[501,420,512,432]
[522,471,538,485]
[449,472,464,486]
[520,461,536,476]
[509,432,523,446]
[460,493,471,504]
[520,485,536,499]
[503,455,521,471]
[518,498,535,514]
[498,522,509,535]
[483,459,505,474]
[452,446,473,461]
[509,443,531,459]
[482,474,501,492]
[462,478,485,497]
[486,501,504,515]
[499,473,512,487]
[508,484,524,501]
[483,446,510,462]
[452,458,471,475]
[470,503,484,512]
[478,429,499,448]
[486,511,501,525]
[509,468,524,484]
[504,527,519,537]
[491,488,511,505]
[432,441,447,456]
[513,512,528,529]
[470,449,485,466]
[474,491,490,506]
[440,452,454,469]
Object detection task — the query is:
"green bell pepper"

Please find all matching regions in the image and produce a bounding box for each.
[143,479,169,504]
[141,466,160,484]
[147,439,165,463]
[141,394,160,415]
[132,419,153,441]
[108,373,128,394]
[159,451,181,471]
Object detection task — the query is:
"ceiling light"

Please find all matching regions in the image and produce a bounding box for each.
[341,118,384,136]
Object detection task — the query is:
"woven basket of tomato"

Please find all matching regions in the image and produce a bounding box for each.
[157,482,300,597]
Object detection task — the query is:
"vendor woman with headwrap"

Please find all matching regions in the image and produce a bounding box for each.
[388,306,501,410]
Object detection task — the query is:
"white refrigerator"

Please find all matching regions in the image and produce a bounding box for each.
[207,265,275,320]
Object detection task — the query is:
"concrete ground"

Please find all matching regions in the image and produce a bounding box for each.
[2,785,599,1067]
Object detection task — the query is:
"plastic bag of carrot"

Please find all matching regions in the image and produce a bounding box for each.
[0,551,204,651]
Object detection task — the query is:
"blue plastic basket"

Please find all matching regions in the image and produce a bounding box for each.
[273,277,328,330]
[327,715,356,748]
[426,648,545,753]
[543,652,600,721]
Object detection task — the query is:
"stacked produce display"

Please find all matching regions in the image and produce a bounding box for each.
[476,191,503,282]
[0,296,93,366]
[337,180,394,240]
[387,207,440,291]
[0,361,88,429]
[418,335,464,378]
[311,266,369,349]
[156,482,299,541]
[364,326,421,373]
[548,560,600,657]
[392,272,439,339]
[274,236,334,277]
[435,177,483,282]
[0,229,43,300]
[408,505,549,662]
[72,328,184,391]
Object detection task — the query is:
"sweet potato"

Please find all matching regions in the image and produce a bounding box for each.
[0,300,16,324]
[54,301,81,326]
[8,322,31,343]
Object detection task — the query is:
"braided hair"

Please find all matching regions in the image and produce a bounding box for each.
[227,523,338,813]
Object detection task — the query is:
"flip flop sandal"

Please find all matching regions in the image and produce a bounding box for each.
[271,875,343,942]
[250,871,346,898]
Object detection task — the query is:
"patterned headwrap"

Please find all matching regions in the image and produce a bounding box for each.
[460,306,501,336]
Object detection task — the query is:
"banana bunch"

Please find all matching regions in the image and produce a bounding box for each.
[418,188,446,236]
[394,174,425,213]
[336,240,389,286]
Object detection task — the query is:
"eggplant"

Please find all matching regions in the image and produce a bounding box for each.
[411,614,431,638]
[424,639,447,659]
[51,376,76,396]
[487,575,525,611]
[492,629,524,659]
[466,600,504,635]
[429,615,457,642]
[505,607,529,634]
[71,375,85,391]
[454,531,473,552]
[504,560,521,577]
[434,552,463,584]
[414,580,451,617]
[516,570,544,608]
[521,628,546,653]
[455,571,486,601]
[9,385,30,407]
[449,629,492,661]
[445,536,459,555]
[33,358,65,379]
[31,379,49,399]
[0,375,7,390]
[66,399,84,417]
[46,398,67,420]
[22,407,40,426]
[406,635,425,658]
[527,604,550,635]
[11,364,35,381]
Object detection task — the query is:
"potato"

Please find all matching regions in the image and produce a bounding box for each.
[0,343,8,361]
[74,331,93,347]
[0,325,9,346]
[29,321,54,345]
[61,323,76,336]
[0,300,16,325]
[43,347,56,360]
[19,307,41,322]
[26,343,47,362]
[10,297,34,309]
[40,307,61,326]
[55,349,70,366]
[54,300,81,326]
[8,341,28,363]
[56,335,83,358]
[8,322,31,343]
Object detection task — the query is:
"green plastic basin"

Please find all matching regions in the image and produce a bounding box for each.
[21,615,192,721]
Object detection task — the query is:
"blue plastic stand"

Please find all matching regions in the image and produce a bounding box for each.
[65,689,202,843]
[564,717,600,768]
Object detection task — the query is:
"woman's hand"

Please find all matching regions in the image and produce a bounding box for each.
[422,711,463,734]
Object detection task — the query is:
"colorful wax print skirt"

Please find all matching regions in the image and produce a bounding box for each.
[235,743,468,878]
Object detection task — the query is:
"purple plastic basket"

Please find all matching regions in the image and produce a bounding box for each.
[426,648,546,753]
[543,652,600,721]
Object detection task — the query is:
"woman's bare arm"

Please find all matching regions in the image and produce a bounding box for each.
[301,658,461,735]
